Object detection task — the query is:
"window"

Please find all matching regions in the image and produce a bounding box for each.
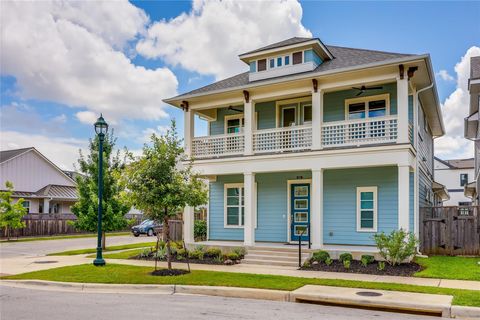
[281,106,297,127]
[345,94,390,120]
[225,184,244,227]
[292,51,302,65]
[257,59,266,72]
[348,102,366,119]
[285,55,290,65]
[460,173,468,187]
[302,104,312,124]
[225,115,244,134]
[356,187,377,232]
[50,203,60,214]
[22,200,30,213]
[269,58,275,69]
[368,100,386,117]
[277,57,282,67]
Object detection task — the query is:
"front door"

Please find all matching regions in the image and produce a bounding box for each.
[290,183,310,242]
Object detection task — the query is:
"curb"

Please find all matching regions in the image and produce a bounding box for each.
[175,285,290,302]
[451,306,480,319]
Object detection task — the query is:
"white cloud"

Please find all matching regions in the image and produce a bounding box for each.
[435,46,480,159]
[76,111,99,125]
[0,131,86,170]
[0,1,178,123]
[52,114,67,124]
[137,0,311,79]
[436,70,454,81]
[140,125,170,143]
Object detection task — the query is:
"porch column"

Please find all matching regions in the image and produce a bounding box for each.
[397,76,409,144]
[183,206,195,244]
[398,165,410,231]
[311,169,323,249]
[184,109,194,158]
[243,172,256,246]
[43,198,50,214]
[312,89,323,150]
[244,98,254,155]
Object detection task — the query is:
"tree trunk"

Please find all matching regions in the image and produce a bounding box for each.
[164,210,172,270]
[154,233,160,271]
[101,231,106,250]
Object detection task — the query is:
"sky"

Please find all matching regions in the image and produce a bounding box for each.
[1,0,479,170]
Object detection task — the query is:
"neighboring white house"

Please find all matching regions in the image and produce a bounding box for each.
[434,157,473,206]
[0,147,78,214]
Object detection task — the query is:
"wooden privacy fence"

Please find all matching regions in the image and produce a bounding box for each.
[1,213,80,238]
[154,219,183,241]
[420,206,480,256]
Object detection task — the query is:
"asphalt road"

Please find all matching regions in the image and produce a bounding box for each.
[0,286,437,320]
[0,235,154,259]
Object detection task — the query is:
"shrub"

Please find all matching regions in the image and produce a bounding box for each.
[189,249,204,260]
[139,248,152,258]
[373,229,418,266]
[311,250,330,263]
[232,247,246,258]
[339,253,353,263]
[226,252,239,261]
[153,247,167,260]
[378,261,386,271]
[325,257,333,266]
[176,248,187,259]
[361,255,375,267]
[157,241,165,249]
[194,220,207,240]
[205,247,222,259]
[343,260,351,269]
[302,260,311,268]
[195,245,206,252]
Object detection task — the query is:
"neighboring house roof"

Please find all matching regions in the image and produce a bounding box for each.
[0,147,34,163]
[434,156,474,169]
[432,181,450,201]
[471,56,480,80]
[168,44,416,100]
[35,184,78,200]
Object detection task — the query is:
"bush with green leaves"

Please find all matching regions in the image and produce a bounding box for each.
[373,229,418,266]
[232,247,246,258]
[311,250,330,263]
[205,247,222,259]
[189,249,204,260]
[226,252,239,261]
[153,247,167,260]
[339,253,353,263]
[343,260,351,269]
[139,248,152,258]
[378,261,386,271]
[176,248,186,260]
[194,220,207,240]
[361,255,375,267]
[325,257,333,266]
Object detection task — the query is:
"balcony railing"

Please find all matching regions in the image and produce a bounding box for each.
[192,133,244,159]
[321,115,398,147]
[253,125,312,153]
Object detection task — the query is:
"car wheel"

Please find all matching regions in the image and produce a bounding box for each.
[133,232,140,237]
[147,229,154,237]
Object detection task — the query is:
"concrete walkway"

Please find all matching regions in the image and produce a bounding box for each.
[2,254,478,291]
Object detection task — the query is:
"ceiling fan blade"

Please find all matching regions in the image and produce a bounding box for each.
[356,91,363,96]
[352,87,362,91]
[365,86,383,90]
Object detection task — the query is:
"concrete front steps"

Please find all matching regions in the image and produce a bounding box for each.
[242,246,311,267]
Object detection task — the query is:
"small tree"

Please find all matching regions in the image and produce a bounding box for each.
[373,229,418,265]
[123,121,208,271]
[0,181,27,240]
[71,131,130,249]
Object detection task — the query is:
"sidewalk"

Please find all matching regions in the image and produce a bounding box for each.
[2,255,479,291]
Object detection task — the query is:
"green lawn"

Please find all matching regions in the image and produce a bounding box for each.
[0,232,131,243]
[86,248,147,259]
[48,242,156,256]
[2,263,479,307]
[415,256,480,281]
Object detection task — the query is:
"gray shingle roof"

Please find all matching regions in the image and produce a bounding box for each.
[240,37,316,56]
[471,56,480,80]
[0,147,33,163]
[169,45,417,100]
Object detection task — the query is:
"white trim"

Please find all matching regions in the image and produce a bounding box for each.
[287,179,311,243]
[224,114,244,134]
[356,186,378,232]
[345,93,390,120]
[275,96,312,128]
[223,183,244,228]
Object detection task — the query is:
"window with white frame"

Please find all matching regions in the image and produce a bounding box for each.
[225,184,244,227]
[225,115,244,134]
[345,94,390,120]
[22,200,30,213]
[356,187,377,232]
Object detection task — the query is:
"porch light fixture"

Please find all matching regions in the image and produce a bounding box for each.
[93,114,108,267]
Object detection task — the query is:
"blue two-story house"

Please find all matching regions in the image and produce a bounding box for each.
[164,37,447,263]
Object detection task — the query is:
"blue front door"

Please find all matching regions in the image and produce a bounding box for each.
[290,183,310,242]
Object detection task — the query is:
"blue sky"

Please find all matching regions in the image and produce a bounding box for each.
[1,1,479,169]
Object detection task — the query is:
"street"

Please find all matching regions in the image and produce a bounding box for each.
[0,285,437,320]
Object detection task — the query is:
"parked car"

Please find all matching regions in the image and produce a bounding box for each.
[131,220,161,237]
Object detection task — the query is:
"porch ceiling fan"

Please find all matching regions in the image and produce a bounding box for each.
[352,85,383,96]
[228,106,243,113]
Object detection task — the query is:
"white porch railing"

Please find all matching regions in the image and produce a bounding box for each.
[253,125,312,153]
[192,133,244,159]
[322,116,398,147]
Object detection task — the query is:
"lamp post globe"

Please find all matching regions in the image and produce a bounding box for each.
[93,114,108,266]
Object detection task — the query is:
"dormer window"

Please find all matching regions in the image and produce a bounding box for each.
[285,56,290,65]
[277,57,282,67]
[269,59,275,69]
[293,51,303,65]
[257,59,266,71]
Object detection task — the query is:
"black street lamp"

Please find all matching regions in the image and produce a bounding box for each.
[93,114,108,266]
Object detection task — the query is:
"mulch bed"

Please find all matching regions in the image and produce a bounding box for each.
[151,269,189,276]
[301,260,422,277]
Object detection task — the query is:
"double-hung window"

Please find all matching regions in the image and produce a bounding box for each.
[225,184,244,227]
[346,94,389,120]
[460,173,468,187]
[225,115,244,134]
[22,200,30,214]
[356,187,377,232]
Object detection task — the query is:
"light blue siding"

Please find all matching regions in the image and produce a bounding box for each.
[410,171,414,231]
[304,49,322,67]
[323,167,398,245]
[323,83,397,122]
[419,170,433,208]
[209,107,243,135]
[256,101,276,130]
[250,62,256,72]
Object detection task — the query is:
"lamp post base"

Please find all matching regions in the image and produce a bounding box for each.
[93,258,106,266]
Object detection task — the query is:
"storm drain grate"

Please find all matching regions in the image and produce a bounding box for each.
[356,291,383,297]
